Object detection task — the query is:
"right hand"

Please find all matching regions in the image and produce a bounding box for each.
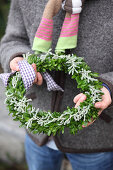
[10,57,43,85]
[73,88,112,128]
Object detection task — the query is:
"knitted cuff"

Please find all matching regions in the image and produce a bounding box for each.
[55,13,79,53]
[32,18,53,53]
[32,0,62,53]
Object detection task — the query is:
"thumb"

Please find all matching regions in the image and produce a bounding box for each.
[10,62,19,71]
[10,57,23,71]
[13,64,20,71]
[36,72,43,85]
[95,101,107,110]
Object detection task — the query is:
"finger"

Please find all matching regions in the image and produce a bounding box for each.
[32,63,37,83]
[75,94,86,108]
[95,101,108,110]
[10,61,19,71]
[36,72,43,86]
[32,64,43,85]
[95,86,112,109]
[10,57,23,71]
[73,93,84,103]
[11,70,16,73]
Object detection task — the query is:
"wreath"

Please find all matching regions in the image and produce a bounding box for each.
[1,0,104,136]
[5,51,103,136]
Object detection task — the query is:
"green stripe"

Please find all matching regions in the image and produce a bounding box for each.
[55,35,77,53]
[32,37,52,53]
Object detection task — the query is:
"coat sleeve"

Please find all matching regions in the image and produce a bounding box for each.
[0,0,31,72]
[99,73,113,106]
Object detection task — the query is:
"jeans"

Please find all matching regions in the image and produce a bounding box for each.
[25,134,113,170]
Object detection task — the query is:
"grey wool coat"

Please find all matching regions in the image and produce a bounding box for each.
[1,0,113,153]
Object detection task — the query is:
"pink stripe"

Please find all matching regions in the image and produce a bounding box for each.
[61,30,78,36]
[38,24,53,29]
[60,32,78,37]
[37,27,53,33]
[60,30,78,36]
[61,26,78,31]
[35,35,52,41]
[65,14,79,18]
[62,23,79,29]
[65,16,79,20]
[63,19,79,24]
[40,24,53,28]
[36,33,52,40]
[71,14,79,17]
[65,14,79,20]
[37,30,52,35]
[37,26,53,31]
[63,20,79,25]
[41,20,53,26]
[61,28,78,33]
[39,27,52,31]
[64,16,79,21]
[42,18,53,22]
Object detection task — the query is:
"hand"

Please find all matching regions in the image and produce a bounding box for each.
[73,86,112,127]
[10,57,23,72]
[10,57,43,86]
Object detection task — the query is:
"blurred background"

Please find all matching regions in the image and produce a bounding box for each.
[0,0,72,169]
[0,0,27,169]
[0,0,9,38]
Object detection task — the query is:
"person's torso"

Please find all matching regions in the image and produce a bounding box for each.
[19,0,113,152]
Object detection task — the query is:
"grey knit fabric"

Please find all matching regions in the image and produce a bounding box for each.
[1,0,113,153]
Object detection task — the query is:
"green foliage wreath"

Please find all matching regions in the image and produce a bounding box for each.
[5,51,103,136]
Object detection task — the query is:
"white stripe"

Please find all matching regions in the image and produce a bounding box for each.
[72,0,82,8]
[72,7,82,14]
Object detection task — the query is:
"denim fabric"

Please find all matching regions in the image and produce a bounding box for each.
[25,134,64,170]
[25,134,113,170]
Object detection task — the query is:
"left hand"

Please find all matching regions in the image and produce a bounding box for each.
[73,86,112,127]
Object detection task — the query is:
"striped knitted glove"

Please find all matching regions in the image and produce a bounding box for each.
[32,0,64,92]
[55,0,85,53]
[32,0,62,53]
